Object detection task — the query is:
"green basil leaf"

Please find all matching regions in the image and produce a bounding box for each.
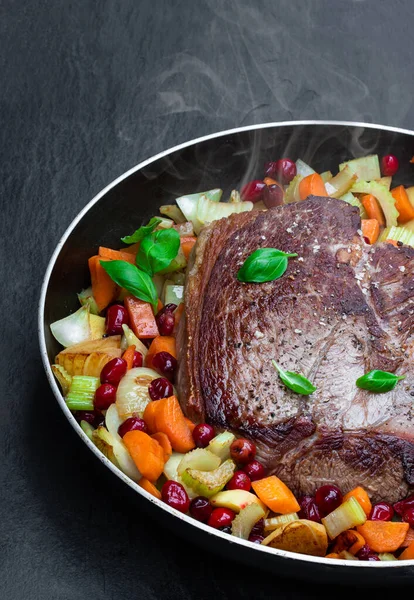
[136,228,180,276]
[100,260,158,309]
[356,370,405,393]
[272,360,316,395]
[121,217,162,244]
[237,248,298,283]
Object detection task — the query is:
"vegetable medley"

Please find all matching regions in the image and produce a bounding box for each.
[50,152,414,562]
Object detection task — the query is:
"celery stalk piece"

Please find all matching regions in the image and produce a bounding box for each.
[51,364,72,396]
[181,459,236,498]
[284,174,303,203]
[66,375,100,410]
[80,420,95,440]
[320,171,333,183]
[295,159,315,178]
[379,553,398,561]
[159,204,186,224]
[321,497,367,539]
[164,283,184,306]
[340,192,368,219]
[338,550,358,560]
[351,180,398,227]
[264,512,299,532]
[208,431,235,461]
[375,176,392,190]
[50,305,91,348]
[404,219,414,233]
[378,225,414,247]
[78,286,100,315]
[339,155,381,181]
[324,166,357,198]
[232,503,266,540]
[177,448,221,477]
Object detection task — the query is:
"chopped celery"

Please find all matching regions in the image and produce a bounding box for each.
[210,489,266,513]
[320,170,333,183]
[351,180,398,227]
[340,192,368,219]
[295,159,315,178]
[284,174,303,203]
[375,176,392,190]
[177,448,221,477]
[157,246,187,275]
[321,497,366,539]
[264,512,299,532]
[50,305,91,348]
[338,550,358,560]
[77,286,100,315]
[195,195,253,235]
[159,204,186,224]
[378,225,414,247]
[208,431,235,461]
[121,324,148,357]
[164,283,184,306]
[232,502,266,540]
[379,552,398,561]
[51,364,72,395]
[181,459,235,498]
[80,420,95,440]
[339,155,380,181]
[66,375,100,410]
[324,166,357,198]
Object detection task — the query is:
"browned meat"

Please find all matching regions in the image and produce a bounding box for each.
[177,197,414,502]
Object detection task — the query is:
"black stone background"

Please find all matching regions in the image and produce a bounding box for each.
[1,1,414,598]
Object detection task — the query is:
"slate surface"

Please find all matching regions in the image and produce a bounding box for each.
[1,0,414,598]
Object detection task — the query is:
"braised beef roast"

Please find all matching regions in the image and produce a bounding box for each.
[177,196,414,502]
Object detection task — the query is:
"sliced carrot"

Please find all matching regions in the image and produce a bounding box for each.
[98,246,136,264]
[357,521,409,553]
[361,194,386,227]
[152,396,195,453]
[123,430,165,482]
[145,336,176,369]
[124,295,159,339]
[348,531,366,555]
[122,345,136,370]
[361,219,380,244]
[401,527,414,548]
[325,553,341,559]
[180,236,197,261]
[173,303,185,336]
[143,401,159,434]
[298,173,328,201]
[151,432,173,462]
[121,242,140,255]
[251,475,300,514]
[343,486,372,517]
[399,540,414,560]
[88,255,118,312]
[184,417,196,433]
[139,477,162,499]
[391,185,414,224]
[331,530,362,554]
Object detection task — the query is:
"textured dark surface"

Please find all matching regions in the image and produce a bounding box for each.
[2,0,414,598]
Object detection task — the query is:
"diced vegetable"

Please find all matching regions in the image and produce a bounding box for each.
[378,225,414,247]
[348,531,366,555]
[357,521,409,553]
[163,452,197,499]
[320,170,333,183]
[351,180,398,227]
[92,425,142,481]
[143,396,195,453]
[210,489,266,513]
[406,186,414,208]
[264,513,299,533]
[177,448,221,476]
[299,173,327,201]
[152,274,166,299]
[262,519,328,557]
[145,336,176,369]
[155,217,174,230]
[399,541,414,560]
[88,255,118,312]
[55,337,122,377]
[50,305,91,348]
[251,476,300,514]
[339,154,380,181]
[89,314,105,340]
[401,528,414,548]
[173,221,195,236]
[98,247,136,263]
[80,420,95,440]
[105,402,123,440]
[340,192,368,218]
[77,286,100,315]
[208,431,236,461]
[123,430,164,482]
[330,529,364,555]
[229,189,241,203]
[92,426,117,464]
[379,553,398,561]
[322,497,367,539]
[164,283,184,306]
[361,219,380,244]
[391,185,414,224]
[343,486,372,517]
[151,432,172,462]
[122,345,136,370]
[181,459,235,498]
[324,166,357,198]
[195,195,253,235]
[159,204,186,224]
[121,324,148,357]
[338,550,358,561]
[295,159,315,178]
[115,367,159,419]
[139,477,162,499]
[66,375,100,410]
[176,189,222,233]
[124,296,159,339]
[168,271,186,285]
[284,174,303,204]
[361,194,385,226]
[51,364,72,395]
[375,176,392,190]
[180,236,197,261]
[231,503,266,540]
[157,246,187,275]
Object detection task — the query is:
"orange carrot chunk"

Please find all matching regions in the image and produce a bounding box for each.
[145,336,177,370]
[151,432,173,462]
[251,475,300,514]
[357,521,409,553]
[143,401,159,434]
[361,219,380,244]
[399,541,414,560]
[184,417,196,433]
[348,531,366,555]
[124,295,159,339]
[361,194,386,227]
[88,255,118,312]
[298,173,328,201]
[123,430,165,482]
[152,396,196,453]
[98,246,136,264]
[121,242,140,255]
[325,553,341,559]
[343,486,372,517]
[401,527,414,548]
[122,345,136,370]
[139,477,162,499]
[391,185,414,224]
[180,236,197,261]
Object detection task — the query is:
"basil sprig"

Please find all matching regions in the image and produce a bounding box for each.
[121,217,162,244]
[356,370,405,393]
[100,260,158,309]
[136,228,180,276]
[237,248,297,283]
[272,360,316,395]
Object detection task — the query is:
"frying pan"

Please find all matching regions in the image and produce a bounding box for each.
[38,121,414,586]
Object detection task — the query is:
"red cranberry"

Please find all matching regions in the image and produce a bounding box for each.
[243,460,266,481]
[366,555,381,561]
[315,485,343,517]
[156,304,177,336]
[161,480,190,513]
[263,183,284,208]
[148,377,173,400]
[356,544,380,561]
[152,351,177,381]
[100,357,127,385]
[248,534,264,544]
[118,417,148,437]
[369,502,394,521]
[105,304,129,335]
[75,411,95,425]
[381,154,399,177]
[192,423,215,448]
[251,518,264,536]
[189,496,213,523]
[93,412,105,427]
[230,438,256,465]
[240,179,266,203]
[94,383,117,410]
[394,494,414,516]
[132,351,143,368]
[402,506,414,527]
[265,158,297,185]
[298,495,321,523]
[227,471,251,491]
[207,507,235,529]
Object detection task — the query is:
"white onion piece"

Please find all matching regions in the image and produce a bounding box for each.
[116,367,160,419]
[105,403,123,441]
[94,425,141,482]
[164,452,197,499]
[50,305,91,347]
